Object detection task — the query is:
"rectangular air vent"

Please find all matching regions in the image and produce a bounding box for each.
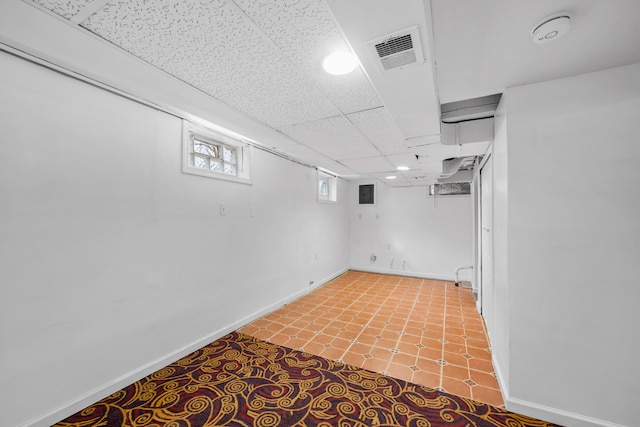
[367,26,424,73]
[429,183,471,196]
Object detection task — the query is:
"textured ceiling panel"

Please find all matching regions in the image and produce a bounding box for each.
[400,168,442,186]
[410,143,460,161]
[279,116,379,161]
[339,156,394,174]
[80,0,339,129]
[371,172,411,187]
[33,0,93,19]
[384,152,421,169]
[348,107,407,154]
[406,134,441,148]
[408,175,438,186]
[314,160,360,177]
[233,0,382,115]
[347,107,407,155]
[27,0,448,184]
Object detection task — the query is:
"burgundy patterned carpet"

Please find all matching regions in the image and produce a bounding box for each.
[55,331,559,426]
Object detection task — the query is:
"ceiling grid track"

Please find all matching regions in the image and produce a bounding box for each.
[225,0,393,166]
[70,0,108,25]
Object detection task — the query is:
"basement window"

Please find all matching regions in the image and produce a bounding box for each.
[182,121,252,184]
[318,170,337,203]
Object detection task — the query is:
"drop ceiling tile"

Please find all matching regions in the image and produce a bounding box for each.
[410,143,460,162]
[279,115,379,161]
[339,156,394,174]
[371,172,411,187]
[403,170,441,186]
[384,152,421,170]
[80,0,340,128]
[314,160,360,177]
[406,134,441,148]
[267,143,359,177]
[234,0,382,114]
[348,107,407,155]
[407,176,435,186]
[417,161,444,175]
[33,0,93,19]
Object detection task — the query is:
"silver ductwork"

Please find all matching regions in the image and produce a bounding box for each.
[437,156,480,183]
[441,117,494,146]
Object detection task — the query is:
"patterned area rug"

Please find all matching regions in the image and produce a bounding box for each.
[55,332,559,426]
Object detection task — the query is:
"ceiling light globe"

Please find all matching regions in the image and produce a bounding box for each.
[323,51,358,75]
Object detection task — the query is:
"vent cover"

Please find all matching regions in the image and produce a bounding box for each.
[429,183,471,196]
[367,26,424,73]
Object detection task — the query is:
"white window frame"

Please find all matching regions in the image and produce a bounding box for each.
[317,170,337,203]
[182,120,252,184]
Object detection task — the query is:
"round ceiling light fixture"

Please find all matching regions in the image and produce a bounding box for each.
[531,13,571,44]
[323,51,358,75]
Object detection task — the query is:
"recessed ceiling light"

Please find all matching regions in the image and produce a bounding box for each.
[397,166,410,171]
[385,175,397,180]
[323,51,358,75]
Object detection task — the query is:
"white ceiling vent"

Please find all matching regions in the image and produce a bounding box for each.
[367,26,424,73]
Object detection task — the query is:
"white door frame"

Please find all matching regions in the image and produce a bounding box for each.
[479,154,495,341]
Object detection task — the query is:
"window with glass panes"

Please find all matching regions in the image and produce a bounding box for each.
[318,170,337,202]
[189,135,238,176]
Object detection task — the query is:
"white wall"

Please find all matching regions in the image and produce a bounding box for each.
[494,63,640,427]
[350,184,473,281]
[489,97,510,395]
[0,52,350,427]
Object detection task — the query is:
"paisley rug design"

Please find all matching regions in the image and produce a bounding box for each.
[55,331,559,426]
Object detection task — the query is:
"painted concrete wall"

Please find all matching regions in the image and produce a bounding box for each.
[349,183,473,281]
[0,52,350,427]
[496,63,640,427]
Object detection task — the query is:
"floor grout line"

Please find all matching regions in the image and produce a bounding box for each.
[240,272,503,407]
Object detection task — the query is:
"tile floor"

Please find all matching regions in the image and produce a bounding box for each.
[239,270,503,407]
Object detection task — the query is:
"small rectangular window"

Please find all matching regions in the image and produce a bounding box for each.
[182,121,251,184]
[318,170,337,203]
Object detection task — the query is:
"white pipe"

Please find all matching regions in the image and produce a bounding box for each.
[455,265,473,286]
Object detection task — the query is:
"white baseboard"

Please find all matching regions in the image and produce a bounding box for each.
[505,397,628,427]
[26,267,623,427]
[350,266,456,282]
[491,352,508,404]
[492,354,626,427]
[21,268,348,427]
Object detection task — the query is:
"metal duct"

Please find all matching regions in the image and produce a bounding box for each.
[441,117,494,145]
[441,94,501,123]
[437,155,481,183]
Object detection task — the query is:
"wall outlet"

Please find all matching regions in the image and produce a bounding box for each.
[220,203,227,215]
